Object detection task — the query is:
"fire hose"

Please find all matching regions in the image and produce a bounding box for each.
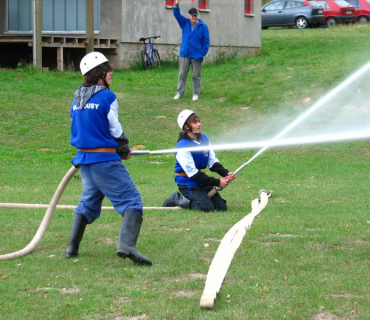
[0,166,79,261]
[0,148,266,261]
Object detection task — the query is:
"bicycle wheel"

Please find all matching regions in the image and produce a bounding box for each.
[141,50,149,71]
[151,49,161,68]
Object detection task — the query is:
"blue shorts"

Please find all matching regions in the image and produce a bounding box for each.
[75,160,143,223]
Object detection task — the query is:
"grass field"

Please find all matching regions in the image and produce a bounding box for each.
[1,25,370,319]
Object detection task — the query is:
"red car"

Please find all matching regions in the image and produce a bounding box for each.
[344,0,370,23]
[317,0,356,26]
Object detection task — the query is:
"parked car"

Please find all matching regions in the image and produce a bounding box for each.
[261,0,326,29]
[343,0,370,23]
[316,0,356,26]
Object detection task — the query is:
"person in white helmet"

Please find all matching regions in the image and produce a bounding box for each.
[163,110,236,211]
[66,51,152,266]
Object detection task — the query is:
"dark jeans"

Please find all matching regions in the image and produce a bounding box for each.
[178,185,227,212]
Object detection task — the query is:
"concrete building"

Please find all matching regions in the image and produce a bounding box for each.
[0,0,261,70]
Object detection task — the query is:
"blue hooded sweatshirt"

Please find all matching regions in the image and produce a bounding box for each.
[174,6,210,62]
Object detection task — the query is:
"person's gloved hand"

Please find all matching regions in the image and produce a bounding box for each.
[114,133,130,160]
[120,151,131,160]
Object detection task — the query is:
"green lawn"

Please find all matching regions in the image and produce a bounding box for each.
[0,25,370,319]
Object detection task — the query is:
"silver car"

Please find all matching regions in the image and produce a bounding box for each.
[262,0,326,29]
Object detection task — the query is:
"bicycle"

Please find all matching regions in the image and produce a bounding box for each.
[139,36,161,71]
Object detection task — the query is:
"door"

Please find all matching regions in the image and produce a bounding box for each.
[262,1,286,26]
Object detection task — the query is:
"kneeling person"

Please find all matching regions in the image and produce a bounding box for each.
[163,110,235,211]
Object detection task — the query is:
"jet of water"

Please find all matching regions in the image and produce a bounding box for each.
[133,129,370,156]
[234,59,370,174]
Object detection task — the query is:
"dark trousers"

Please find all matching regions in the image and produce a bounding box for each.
[178,185,227,212]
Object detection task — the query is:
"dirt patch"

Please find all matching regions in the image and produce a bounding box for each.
[201,255,212,262]
[131,145,146,150]
[38,148,57,152]
[216,97,227,102]
[313,311,355,320]
[118,297,130,302]
[61,287,80,294]
[36,287,80,294]
[189,273,207,280]
[330,292,353,298]
[202,238,221,242]
[266,233,298,238]
[261,240,280,246]
[97,237,115,244]
[346,239,368,244]
[149,161,164,165]
[94,314,147,320]
[175,290,197,297]
[303,97,311,104]
[334,245,354,251]
[160,226,182,231]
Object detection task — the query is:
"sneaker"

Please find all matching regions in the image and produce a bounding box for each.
[192,95,199,101]
[174,94,182,100]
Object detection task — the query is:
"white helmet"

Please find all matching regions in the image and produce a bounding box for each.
[177,109,195,129]
[80,52,108,75]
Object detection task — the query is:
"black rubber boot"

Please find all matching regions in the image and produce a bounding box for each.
[65,213,87,258]
[162,191,191,208]
[117,210,152,266]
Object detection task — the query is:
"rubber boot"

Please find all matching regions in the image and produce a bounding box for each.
[65,213,87,258]
[162,191,191,208]
[117,210,152,266]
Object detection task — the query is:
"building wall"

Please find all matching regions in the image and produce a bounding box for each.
[98,0,122,39]
[110,0,261,68]
[0,0,261,69]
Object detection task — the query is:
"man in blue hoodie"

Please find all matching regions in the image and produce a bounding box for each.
[173,0,210,101]
[66,52,152,266]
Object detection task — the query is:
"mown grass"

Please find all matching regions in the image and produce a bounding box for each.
[0,24,370,319]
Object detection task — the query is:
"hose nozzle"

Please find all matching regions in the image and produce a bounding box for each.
[130,150,151,156]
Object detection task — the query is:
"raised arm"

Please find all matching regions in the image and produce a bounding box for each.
[173,0,187,28]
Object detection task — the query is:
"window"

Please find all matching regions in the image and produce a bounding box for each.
[264,1,285,10]
[245,0,252,14]
[166,0,175,7]
[286,1,306,8]
[336,0,352,6]
[317,0,329,8]
[7,0,100,32]
[347,0,361,7]
[304,1,323,8]
[199,0,207,10]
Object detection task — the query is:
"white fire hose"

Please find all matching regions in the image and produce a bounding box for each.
[0,166,79,261]
[0,164,182,260]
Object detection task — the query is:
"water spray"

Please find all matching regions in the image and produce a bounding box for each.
[130,129,370,156]
[132,59,370,197]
